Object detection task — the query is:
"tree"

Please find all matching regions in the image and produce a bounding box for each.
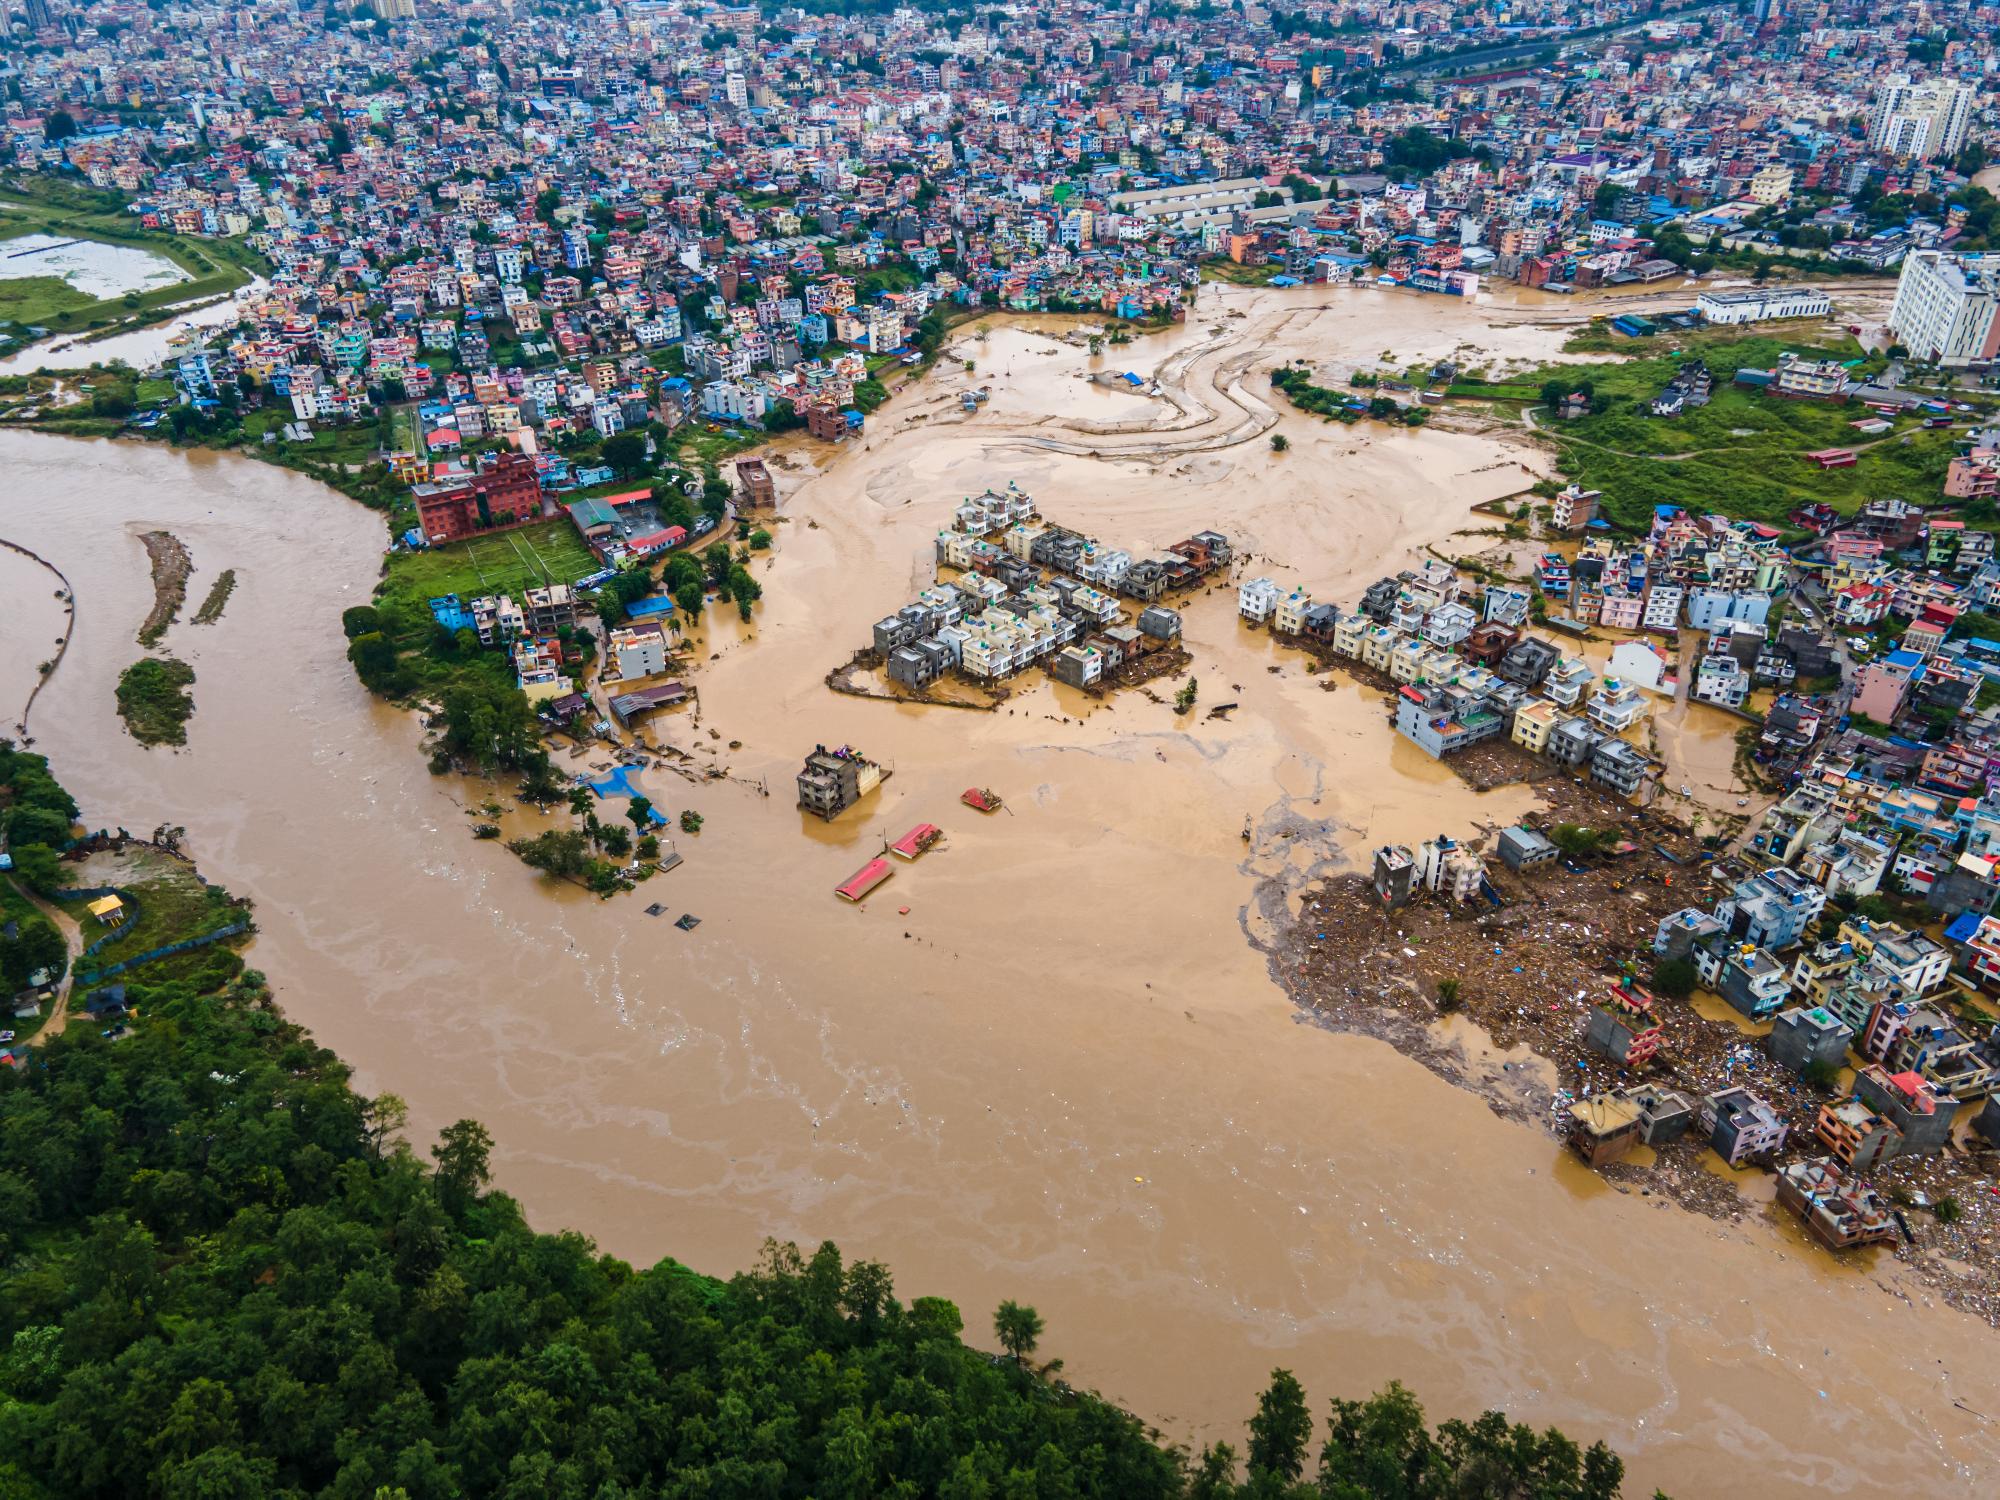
[1548,823,1612,858]
[7,844,68,897]
[627,796,654,830]
[44,109,77,142]
[1270,433,1290,453]
[728,564,762,621]
[508,827,594,880]
[0,913,66,989]
[432,1120,493,1217]
[518,752,564,805]
[993,1300,1043,1368]
[601,431,650,478]
[1649,956,1697,999]
[1435,978,1463,1012]
[5,806,71,848]
[347,632,408,697]
[435,680,538,772]
[1247,1368,1312,1482]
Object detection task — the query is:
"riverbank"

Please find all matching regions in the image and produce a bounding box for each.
[6,280,2000,1498]
[7,751,1639,1497]
[0,175,265,358]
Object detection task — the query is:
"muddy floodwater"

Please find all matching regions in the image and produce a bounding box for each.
[6,283,1999,1497]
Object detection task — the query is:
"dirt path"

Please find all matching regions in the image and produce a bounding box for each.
[12,879,83,1045]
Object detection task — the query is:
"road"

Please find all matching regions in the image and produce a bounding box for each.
[11,877,83,1045]
[1382,2,1730,80]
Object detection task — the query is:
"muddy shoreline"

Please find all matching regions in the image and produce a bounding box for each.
[1244,775,2000,1328]
[11,279,2000,1497]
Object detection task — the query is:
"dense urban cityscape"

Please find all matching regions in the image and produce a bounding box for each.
[3,0,2000,1495]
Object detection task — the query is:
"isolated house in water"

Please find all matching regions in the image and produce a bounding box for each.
[796,745,884,820]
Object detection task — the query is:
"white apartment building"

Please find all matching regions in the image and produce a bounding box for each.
[1586,676,1647,733]
[1695,286,1832,325]
[1889,251,2000,368]
[1274,588,1314,636]
[1238,577,1280,623]
[609,624,670,681]
[1641,583,1684,632]
[1868,79,1973,162]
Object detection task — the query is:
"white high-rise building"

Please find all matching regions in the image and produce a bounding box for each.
[1889,251,2000,368]
[1868,79,1974,162]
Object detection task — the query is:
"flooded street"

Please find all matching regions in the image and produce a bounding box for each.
[6,283,1999,1497]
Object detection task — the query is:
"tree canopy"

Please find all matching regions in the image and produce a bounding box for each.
[0,749,1642,1498]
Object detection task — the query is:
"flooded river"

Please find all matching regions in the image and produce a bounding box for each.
[5,283,1998,1496]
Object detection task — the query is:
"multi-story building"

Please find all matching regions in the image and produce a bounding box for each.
[1889,251,2000,369]
[1868,78,1974,161]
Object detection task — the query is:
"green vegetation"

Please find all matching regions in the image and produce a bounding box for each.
[1649,956,1698,1000]
[0,175,265,352]
[1,748,1641,1496]
[191,569,237,625]
[0,742,78,899]
[1271,364,1432,429]
[1203,260,1283,287]
[62,855,244,985]
[1547,823,1618,859]
[0,880,64,1037]
[114,657,196,747]
[1463,333,1970,530]
[362,521,596,698]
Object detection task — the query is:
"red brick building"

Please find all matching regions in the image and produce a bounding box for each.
[412,453,544,544]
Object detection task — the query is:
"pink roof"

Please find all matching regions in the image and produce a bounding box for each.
[836,858,893,902]
[890,824,941,859]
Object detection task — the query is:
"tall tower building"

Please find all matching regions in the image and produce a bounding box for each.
[1868,79,1973,162]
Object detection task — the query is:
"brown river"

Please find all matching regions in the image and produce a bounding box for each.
[4,281,1997,1495]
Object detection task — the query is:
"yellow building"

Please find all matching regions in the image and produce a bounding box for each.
[1511,699,1561,754]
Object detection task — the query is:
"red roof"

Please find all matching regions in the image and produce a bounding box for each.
[890,823,941,859]
[961,787,1001,812]
[1889,1070,1934,1109]
[835,858,893,903]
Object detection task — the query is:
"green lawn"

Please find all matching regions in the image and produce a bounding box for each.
[383,520,599,608]
[1459,332,1969,530]
[64,861,242,983]
[1202,261,1282,287]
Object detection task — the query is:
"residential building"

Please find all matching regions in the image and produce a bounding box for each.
[1888,250,2000,368]
[1700,1086,1790,1167]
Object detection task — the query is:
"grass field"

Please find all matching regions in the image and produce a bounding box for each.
[1453,332,1974,531]
[0,175,265,351]
[63,856,242,983]
[384,520,599,605]
[1202,260,1282,287]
